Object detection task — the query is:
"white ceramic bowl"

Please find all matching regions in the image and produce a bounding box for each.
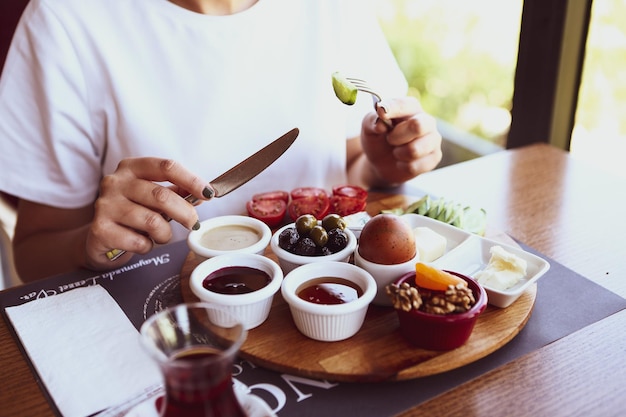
[270,223,357,274]
[442,236,551,308]
[188,215,272,259]
[281,261,376,341]
[189,253,283,329]
[354,247,420,306]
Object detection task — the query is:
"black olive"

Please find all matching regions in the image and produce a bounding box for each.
[326,228,348,253]
[294,237,317,256]
[319,246,333,256]
[278,227,299,251]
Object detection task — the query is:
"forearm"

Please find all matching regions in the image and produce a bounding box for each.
[346,152,400,190]
[12,199,97,283]
[13,224,92,283]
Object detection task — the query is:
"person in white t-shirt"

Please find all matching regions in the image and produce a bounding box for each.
[0,0,442,282]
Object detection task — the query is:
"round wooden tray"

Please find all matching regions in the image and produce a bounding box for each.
[180,250,536,383]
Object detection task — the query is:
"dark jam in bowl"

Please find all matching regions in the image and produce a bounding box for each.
[297,277,363,305]
[203,266,271,295]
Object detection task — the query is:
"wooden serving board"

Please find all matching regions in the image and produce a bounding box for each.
[180,254,535,383]
[180,194,537,382]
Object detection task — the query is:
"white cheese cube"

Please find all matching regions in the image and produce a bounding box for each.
[412,227,447,262]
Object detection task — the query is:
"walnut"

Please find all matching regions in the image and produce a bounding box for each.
[423,283,475,315]
[387,282,475,315]
[386,282,422,312]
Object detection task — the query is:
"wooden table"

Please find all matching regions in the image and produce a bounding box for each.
[1,143,625,416]
[399,143,626,416]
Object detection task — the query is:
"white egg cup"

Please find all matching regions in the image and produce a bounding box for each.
[354,247,420,306]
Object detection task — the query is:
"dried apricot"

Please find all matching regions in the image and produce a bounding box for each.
[414,263,465,291]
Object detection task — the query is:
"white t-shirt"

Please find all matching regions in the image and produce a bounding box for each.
[0,0,407,240]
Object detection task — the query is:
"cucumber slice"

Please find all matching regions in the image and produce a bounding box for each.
[442,202,458,223]
[436,202,449,222]
[417,196,431,215]
[389,194,486,235]
[428,198,445,219]
[405,195,429,214]
[332,72,358,105]
[463,206,487,236]
[452,209,464,229]
[447,203,462,225]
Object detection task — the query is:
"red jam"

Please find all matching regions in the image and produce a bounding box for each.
[297,277,363,305]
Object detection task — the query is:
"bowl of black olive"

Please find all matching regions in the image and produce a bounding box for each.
[270,214,356,274]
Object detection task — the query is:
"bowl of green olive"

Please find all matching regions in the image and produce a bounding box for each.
[270,214,356,274]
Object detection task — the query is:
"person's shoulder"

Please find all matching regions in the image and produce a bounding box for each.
[24,0,147,33]
[23,0,112,23]
[30,0,99,13]
[29,0,135,19]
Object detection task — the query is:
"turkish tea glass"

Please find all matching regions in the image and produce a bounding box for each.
[140,302,248,417]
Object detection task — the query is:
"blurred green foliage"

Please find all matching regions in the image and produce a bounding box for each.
[377,0,626,155]
[575,0,626,138]
[376,0,522,146]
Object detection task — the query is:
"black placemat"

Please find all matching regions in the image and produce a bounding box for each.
[1,240,625,417]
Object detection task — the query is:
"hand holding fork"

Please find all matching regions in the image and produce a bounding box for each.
[332,72,443,184]
[332,72,394,127]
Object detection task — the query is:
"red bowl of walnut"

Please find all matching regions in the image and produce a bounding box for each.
[387,265,487,350]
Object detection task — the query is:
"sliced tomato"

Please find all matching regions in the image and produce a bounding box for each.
[288,195,330,221]
[251,190,289,203]
[290,187,328,200]
[246,198,287,228]
[328,195,367,217]
[332,184,368,202]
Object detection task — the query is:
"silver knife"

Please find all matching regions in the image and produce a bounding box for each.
[106,127,299,260]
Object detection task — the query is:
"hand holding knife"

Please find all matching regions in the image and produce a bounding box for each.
[106,127,299,261]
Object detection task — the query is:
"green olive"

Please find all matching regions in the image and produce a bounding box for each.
[309,225,329,247]
[295,214,318,235]
[321,214,347,231]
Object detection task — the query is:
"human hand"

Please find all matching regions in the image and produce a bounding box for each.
[360,96,442,185]
[86,157,214,267]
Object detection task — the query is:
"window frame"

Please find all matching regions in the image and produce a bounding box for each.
[507,0,593,150]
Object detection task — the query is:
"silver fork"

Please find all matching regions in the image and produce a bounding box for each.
[344,77,393,127]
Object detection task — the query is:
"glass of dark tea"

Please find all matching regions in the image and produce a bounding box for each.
[140,302,248,417]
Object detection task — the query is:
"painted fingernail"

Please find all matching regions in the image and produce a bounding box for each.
[192,220,201,231]
[375,117,394,129]
[202,186,214,199]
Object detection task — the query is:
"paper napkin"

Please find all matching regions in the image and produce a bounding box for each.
[5,285,162,417]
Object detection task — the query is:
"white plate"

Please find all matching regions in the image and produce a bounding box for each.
[433,235,550,307]
[399,213,550,308]
[343,211,371,238]
[401,213,474,257]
